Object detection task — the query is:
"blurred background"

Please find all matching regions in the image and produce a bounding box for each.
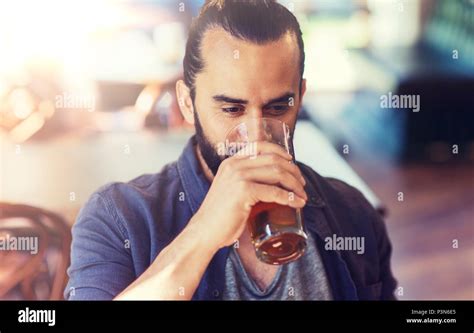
[0,0,472,300]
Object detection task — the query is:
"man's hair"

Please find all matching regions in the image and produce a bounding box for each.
[183,0,305,100]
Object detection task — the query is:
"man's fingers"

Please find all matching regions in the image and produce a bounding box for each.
[241,167,307,200]
[233,153,306,185]
[249,183,306,208]
[231,141,293,161]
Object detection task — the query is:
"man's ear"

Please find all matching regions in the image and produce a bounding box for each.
[176,80,195,125]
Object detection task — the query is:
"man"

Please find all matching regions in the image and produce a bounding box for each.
[65,0,397,300]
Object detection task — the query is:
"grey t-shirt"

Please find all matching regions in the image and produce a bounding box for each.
[222,231,333,300]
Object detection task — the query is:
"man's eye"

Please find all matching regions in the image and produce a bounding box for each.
[267,105,290,114]
[222,106,243,113]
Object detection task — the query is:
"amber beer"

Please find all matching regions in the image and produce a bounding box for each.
[248,202,307,264]
[225,118,308,265]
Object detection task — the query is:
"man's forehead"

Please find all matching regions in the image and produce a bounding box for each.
[196,27,301,103]
[200,27,299,71]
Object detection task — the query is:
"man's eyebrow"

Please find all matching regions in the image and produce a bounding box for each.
[263,93,295,107]
[212,92,295,106]
[212,95,248,104]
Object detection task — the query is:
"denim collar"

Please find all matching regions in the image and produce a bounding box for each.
[177,136,210,216]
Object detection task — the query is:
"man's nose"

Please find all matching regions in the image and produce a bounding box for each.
[244,110,266,142]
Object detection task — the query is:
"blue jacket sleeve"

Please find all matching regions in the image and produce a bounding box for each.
[64,192,135,300]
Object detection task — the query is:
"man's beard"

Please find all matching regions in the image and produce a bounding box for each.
[194,110,224,176]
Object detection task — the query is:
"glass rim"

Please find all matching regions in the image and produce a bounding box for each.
[224,117,291,141]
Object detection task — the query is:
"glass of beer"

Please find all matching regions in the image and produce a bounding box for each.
[225,118,307,265]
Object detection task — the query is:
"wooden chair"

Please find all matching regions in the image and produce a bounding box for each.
[0,203,71,300]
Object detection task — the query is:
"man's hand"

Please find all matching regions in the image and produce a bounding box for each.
[190,141,308,250]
